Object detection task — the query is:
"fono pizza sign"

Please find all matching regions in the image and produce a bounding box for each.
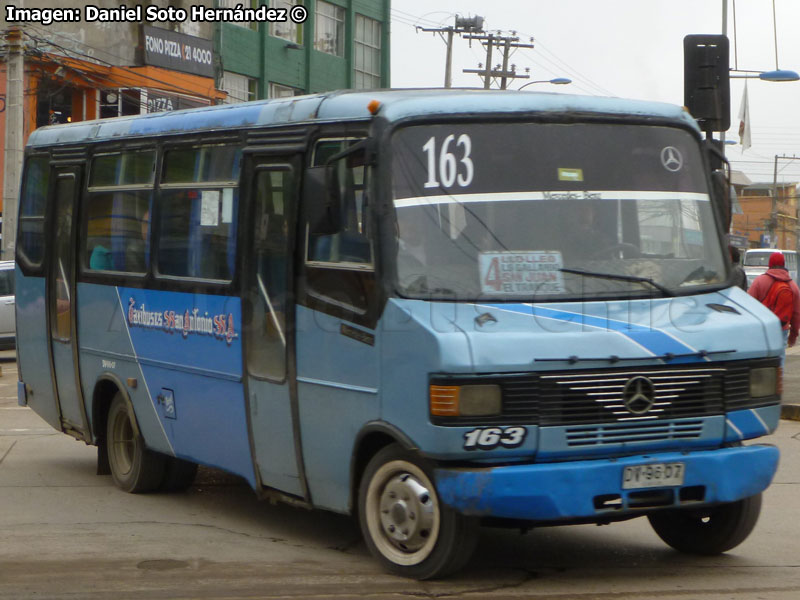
[141,25,214,78]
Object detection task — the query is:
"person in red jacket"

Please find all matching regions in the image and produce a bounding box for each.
[748,251,800,347]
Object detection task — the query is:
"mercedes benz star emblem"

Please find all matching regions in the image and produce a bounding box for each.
[660,146,683,172]
[622,376,656,415]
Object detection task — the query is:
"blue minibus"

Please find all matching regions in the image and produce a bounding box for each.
[15,89,783,579]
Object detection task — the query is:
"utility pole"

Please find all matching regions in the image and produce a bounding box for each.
[417,16,484,88]
[3,27,24,260]
[462,31,534,89]
[772,155,779,249]
[444,27,454,88]
[770,155,800,249]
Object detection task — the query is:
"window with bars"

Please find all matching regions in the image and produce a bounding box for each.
[221,71,257,104]
[314,0,344,56]
[354,14,382,89]
[270,0,303,44]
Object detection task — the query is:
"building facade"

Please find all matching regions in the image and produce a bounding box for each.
[731,182,799,251]
[218,0,391,102]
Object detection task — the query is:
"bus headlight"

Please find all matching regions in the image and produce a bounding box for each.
[430,384,502,417]
[750,367,779,398]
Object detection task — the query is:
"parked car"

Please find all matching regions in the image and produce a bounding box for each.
[0,260,15,349]
[744,249,798,289]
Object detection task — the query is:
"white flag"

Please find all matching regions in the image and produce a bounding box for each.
[738,82,752,151]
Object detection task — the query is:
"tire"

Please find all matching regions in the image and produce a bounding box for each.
[648,493,762,555]
[160,457,198,492]
[358,444,478,580]
[106,393,166,493]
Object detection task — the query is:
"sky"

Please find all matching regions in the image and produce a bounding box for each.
[389,0,800,185]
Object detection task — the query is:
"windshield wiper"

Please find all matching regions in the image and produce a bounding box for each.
[560,267,674,297]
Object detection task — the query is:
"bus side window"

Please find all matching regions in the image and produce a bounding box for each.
[85,192,151,273]
[303,143,375,315]
[307,149,372,266]
[84,151,155,274]
[17,156,50,268]
[52,176,76,340]
[245,168,291,380]
[157,189,237,280]
[156,145,241,281]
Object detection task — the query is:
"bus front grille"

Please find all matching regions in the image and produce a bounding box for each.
[430,358,776,427]
[565,420,705,447]
[538,367,725,426]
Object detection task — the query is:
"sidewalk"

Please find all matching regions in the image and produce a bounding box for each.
[783,344,800,421]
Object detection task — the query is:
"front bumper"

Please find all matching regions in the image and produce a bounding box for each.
[434,444,779,521]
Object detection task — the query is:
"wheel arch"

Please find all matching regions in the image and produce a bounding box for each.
[349,421,418,514]
[91,374,136,445]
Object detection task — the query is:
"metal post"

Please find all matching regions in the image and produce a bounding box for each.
[483,34,494,89]
[771,154,779,248]
[500,38,511,89]
[444,28,454,88]
[2,27,24,261]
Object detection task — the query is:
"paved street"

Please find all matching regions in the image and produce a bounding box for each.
[1,356,799,599]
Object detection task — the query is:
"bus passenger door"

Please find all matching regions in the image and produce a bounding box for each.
[242,158,303,497]
[47,168,88,438]
[294,143,381,512]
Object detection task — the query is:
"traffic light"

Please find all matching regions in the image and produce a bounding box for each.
[684,34,730,132]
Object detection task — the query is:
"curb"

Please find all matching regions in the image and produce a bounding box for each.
[781,404,800,421]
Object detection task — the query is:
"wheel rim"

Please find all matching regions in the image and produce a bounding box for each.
[110,405,136,476]
[365,459,440,566]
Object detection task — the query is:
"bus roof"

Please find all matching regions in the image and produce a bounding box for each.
[26,88,700,148]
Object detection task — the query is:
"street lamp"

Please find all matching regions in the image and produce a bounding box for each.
[730,68,800,81]
[518,77,572,90]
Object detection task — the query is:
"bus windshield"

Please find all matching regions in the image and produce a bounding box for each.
[391,122,727,300]
[744,252,772,267]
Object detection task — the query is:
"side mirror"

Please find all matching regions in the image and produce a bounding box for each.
[303,166,342,235]
[711,169,731,231]
[706,140,732,231]
[302,139,372,236]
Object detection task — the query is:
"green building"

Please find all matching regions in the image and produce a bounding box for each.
[218,0,391,102]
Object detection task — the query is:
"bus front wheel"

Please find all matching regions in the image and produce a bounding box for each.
[647,493,762,555]
[357,444,478,579]
[106,393,166,493]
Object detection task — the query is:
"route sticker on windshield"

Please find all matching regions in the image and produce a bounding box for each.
[479,251,565,295]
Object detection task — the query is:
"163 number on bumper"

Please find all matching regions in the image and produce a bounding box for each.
[463,427,527,450]
[622,462,685,489]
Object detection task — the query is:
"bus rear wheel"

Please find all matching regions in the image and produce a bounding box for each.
[106,393,165,493]
[647,493,762,555]
[358,444,478,579]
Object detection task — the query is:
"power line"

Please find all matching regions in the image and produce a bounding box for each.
[517,35,617,97]
[392,7,610,95]
[462,31,533,89]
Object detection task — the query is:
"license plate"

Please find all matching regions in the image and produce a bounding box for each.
[622,462,685,489]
